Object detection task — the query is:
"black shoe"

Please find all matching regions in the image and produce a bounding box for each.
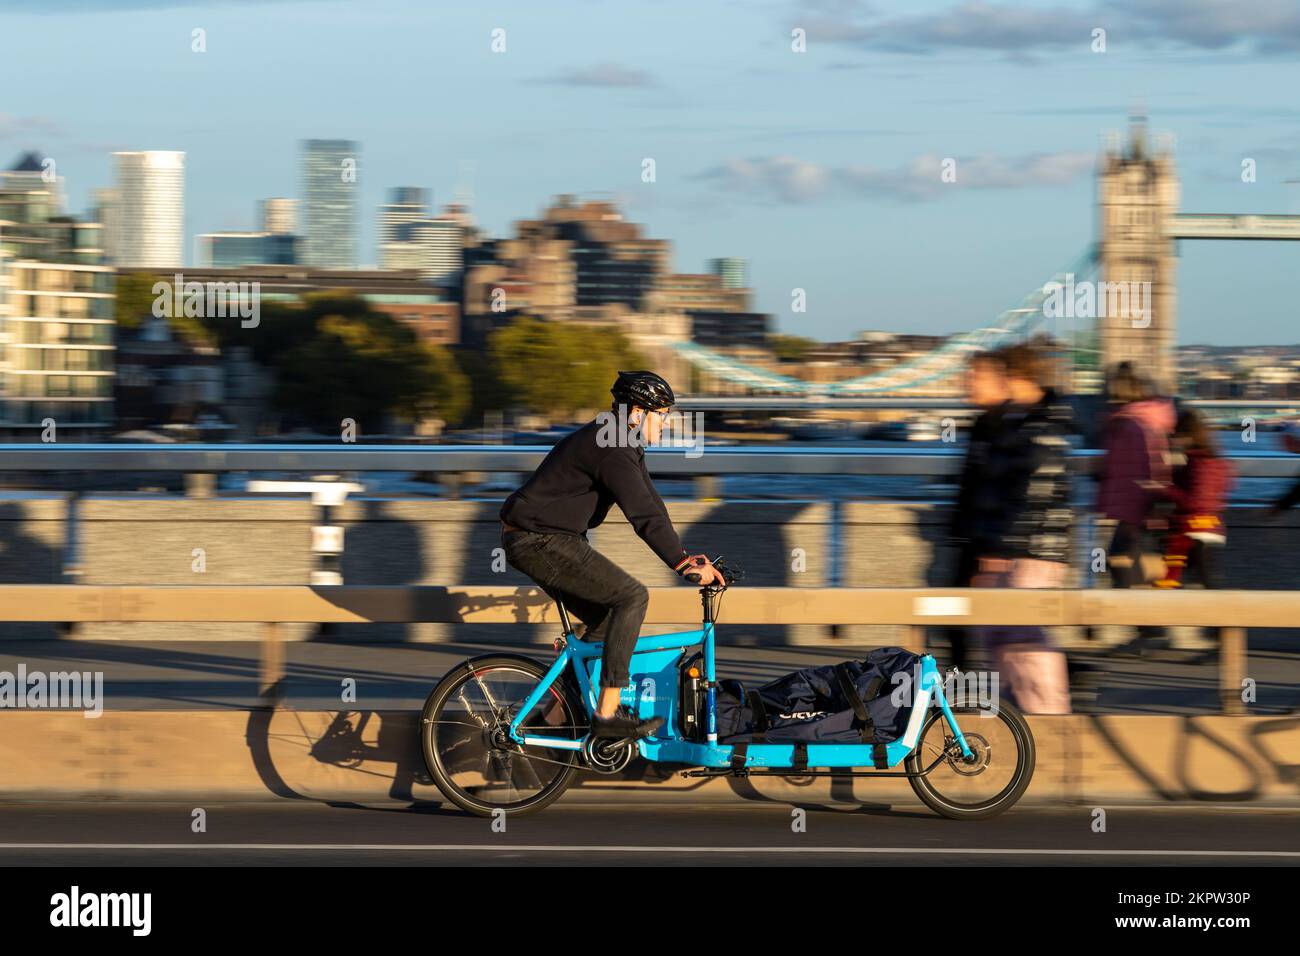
[590,705,664,740]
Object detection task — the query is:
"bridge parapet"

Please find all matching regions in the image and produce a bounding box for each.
[0,583,1281,715]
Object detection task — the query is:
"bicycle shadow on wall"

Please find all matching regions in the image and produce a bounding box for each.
[244,587,557,804]
[244,706,441,805]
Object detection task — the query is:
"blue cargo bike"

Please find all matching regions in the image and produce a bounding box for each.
[421,558,1035,820]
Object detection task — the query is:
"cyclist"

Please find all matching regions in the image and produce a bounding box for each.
[500,370,724,740]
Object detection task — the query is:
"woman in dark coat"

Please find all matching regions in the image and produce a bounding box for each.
[1096,362,1175,654]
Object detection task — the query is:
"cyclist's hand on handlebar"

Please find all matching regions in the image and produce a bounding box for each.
[681,554,726,587]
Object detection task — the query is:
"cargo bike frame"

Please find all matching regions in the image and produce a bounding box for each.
[421,559,1036,820]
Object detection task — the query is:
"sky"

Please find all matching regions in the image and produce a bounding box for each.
[1,0,1299,345]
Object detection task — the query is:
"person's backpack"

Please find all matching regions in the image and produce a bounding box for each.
[714,647,920,766]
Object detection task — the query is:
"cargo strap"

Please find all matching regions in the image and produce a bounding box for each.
[729,742,748,772]
[745,690,769,743]
[791,742,808,772]
[834,664,889,770]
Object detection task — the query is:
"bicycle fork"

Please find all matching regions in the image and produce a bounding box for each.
[930,667,975,760]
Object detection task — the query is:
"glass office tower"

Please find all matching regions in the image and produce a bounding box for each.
[301,140,359,269]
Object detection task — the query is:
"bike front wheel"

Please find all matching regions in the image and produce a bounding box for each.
[905,700,1036,820]
[421,654,585,817]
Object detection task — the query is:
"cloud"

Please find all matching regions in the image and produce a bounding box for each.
[1116,0,1300,53]
[0,115,129,156]
[790,0,1300,56]
[0,114,62,141]
[538,63,658,88]
[696,150,1095,202]
[0,0,299,11]
[698,156,834,202]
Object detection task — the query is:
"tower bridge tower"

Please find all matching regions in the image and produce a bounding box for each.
[1097,115,1180,393]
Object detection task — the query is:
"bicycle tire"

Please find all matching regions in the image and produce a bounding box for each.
[905,699,1036,820]
[421,654,583,817]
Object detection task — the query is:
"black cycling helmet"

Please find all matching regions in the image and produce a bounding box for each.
[611,370,675,410]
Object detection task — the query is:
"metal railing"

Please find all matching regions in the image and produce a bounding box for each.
[0,442,1297,478]
[0,583,1276,714]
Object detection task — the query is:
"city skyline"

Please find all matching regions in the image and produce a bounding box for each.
[2,0,1299,344]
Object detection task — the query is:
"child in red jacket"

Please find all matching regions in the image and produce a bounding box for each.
[1154,410,1235,588]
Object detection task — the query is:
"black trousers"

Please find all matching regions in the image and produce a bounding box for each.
[1185,539,1221,589]
[502,530,649,689]
[941,544,979,670]
[1108,521,1166,643]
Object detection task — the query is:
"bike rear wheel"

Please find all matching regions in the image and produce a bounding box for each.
[421,654,584,817]
[905,700,1035,820]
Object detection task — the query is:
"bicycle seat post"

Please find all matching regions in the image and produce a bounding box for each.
[556,599,575,638]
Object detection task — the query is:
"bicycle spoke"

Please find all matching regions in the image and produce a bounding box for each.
[913,708,1025,811]
[428,663,582,810]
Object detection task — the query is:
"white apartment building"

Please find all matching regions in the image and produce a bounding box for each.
[112,150,185,268]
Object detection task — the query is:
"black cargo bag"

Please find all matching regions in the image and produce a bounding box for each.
[715,647,920,750]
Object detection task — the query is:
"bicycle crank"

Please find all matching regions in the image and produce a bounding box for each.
[582,736,636,774]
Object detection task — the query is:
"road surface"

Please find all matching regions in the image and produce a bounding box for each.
[0,801,1295,866]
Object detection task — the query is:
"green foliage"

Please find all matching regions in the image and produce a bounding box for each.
[486,316,645,419]
[114,272,162,331]
[456,347,510,426]
[414,339,471,426]
[116,271,214,346]
[204,293,322,363]
[205,293,468,432]
[768,333,819,362]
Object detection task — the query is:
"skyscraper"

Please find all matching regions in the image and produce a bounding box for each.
[709,257,748,290]
[301,139,358,269]
[112,150,185,268]
[378,187,430,270]
[415,216,464,284]
[258,198,297,235]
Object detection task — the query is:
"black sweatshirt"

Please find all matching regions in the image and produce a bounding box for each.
[500,419,690,570]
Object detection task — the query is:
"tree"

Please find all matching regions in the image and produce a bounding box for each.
[113,272,161,331]
[486,316,644,419]
[115,271,215,346]
[264,296,469,433]
[409,339,470,426]
[768,333,819,362]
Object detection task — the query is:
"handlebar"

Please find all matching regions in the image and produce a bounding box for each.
[683,555,742,588]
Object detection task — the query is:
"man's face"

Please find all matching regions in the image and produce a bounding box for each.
[636,405,672,444]
[966,360,1009,409]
